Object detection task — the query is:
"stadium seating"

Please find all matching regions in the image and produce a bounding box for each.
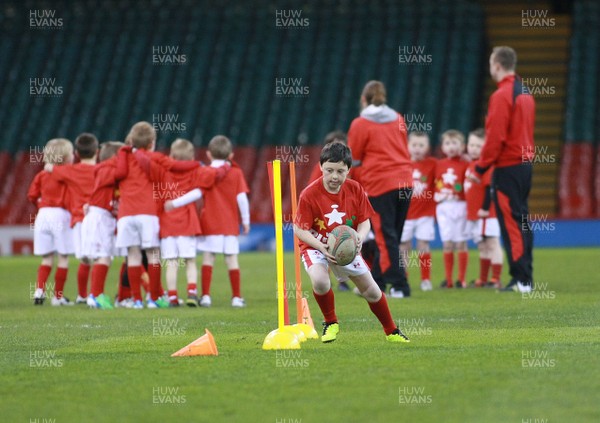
[560,0,600,217]
[0,0,485,223]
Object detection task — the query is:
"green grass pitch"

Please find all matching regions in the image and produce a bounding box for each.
[1,248,599,422]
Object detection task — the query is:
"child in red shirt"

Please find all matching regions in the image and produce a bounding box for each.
[193,136,250,307]
[294,141,409,343]
[78,141,124,309]
[400,131,437,291]
[464,129,503,288]
[147,138,227,306]
[435,130,470,288]
[44,133,98,304]
[28,138,74,306]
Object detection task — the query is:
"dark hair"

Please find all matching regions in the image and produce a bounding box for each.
[323,130,347,145]
[75,133,99,159]
[319,141,352,168]
[409,131,430,138]
[492,46,517,71]
[361,80,387,106]
[469,128,485,139]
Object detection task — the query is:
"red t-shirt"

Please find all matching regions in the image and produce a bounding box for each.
[27,170,69,209]
[150,164,219,238]
[52,162,96,226]
[464,162,496,220]
[199,165,249,236]
[347,113,412,197]
[295,177,375,252]
[89,158,119,213]
[407,157,437,219]
[434,157,469,201]
[117,150,161,218]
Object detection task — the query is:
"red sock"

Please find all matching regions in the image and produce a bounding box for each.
[201,265,213,296]
[127,265,143,301]
[419,252,431,281]
[458,251,468,283]
[37,265,52,290]
[187,283,197,296]
[491,263,503,281]
[148,263,162,301]
[118,262,130,300]
[443,252,454,286]
[229,269,241,298]
[54,267,68,299]
[368,293,397,335]
[91,264,109,297]
[479,258,491,282]
[313,288,337,323]
[167,289,178,303]
[77,263,91,297]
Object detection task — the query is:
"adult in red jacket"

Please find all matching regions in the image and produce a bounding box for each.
[348,81,413,298]
[473,46,535,293]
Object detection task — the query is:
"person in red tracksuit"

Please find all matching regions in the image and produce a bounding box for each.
[348,80,413,298]
[471,46,535,293]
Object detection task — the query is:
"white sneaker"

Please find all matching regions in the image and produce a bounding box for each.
[420,280,432,291]
[51,296,74,306]
[389,288,405,299]
[231,297,246,307]
[199,295,212,307]
[75,295,87,304]
[115,298,132,308]
[517,281,533,293]
[87,295,99,308]
[132,300,144,309]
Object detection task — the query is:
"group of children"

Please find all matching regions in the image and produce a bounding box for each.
[400,128,503,291]
[29,122,250,309]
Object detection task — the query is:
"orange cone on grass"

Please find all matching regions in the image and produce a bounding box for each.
[171,329,218,357]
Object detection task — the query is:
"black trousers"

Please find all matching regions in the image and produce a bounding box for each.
[368,188,412,295]
[492,163,534,284]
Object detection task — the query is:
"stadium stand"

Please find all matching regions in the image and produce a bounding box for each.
[1,0,484,224]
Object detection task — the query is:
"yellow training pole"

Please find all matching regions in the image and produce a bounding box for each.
[273,160,285,330]
[262,160,300,349]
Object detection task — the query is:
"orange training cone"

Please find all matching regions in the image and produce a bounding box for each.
[171,329,218,357]
[300,297,316,330]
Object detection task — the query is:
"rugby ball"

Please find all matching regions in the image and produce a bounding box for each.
[327,226,358,266]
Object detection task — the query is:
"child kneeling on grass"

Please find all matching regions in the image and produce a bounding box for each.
[293,141,410,343]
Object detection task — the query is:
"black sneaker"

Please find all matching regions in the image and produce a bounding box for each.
[439,279,453,288]
[455,280,467,289]
[34,297,45,305]
[186,295,198,307]
[501,280,519,292]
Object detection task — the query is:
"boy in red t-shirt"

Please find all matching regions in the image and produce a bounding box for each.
[149,139,227,307]
[194,136,250,308]
[435,130,470,288]
[78,141,124,309]
[294,141,409,343]
[28,138,74,306]
[464,129,503,288]
[45,133,98,304]
[400,131,437,291]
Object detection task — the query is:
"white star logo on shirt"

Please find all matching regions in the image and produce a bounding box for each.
[442,168,457,185]
[324,204,346,226]
[412,169,422,180]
